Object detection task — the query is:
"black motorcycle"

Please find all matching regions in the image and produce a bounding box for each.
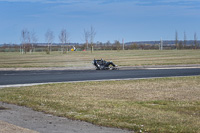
[92,59,119,70]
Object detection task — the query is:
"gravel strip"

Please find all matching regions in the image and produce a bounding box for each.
[0,102,131,133]
[0,120,39,133]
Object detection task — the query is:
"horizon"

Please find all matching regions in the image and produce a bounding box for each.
[1,39,199,45]
[0,0,200,44]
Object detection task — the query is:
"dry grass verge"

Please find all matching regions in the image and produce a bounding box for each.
[0,50,200,68]
[0,76,200,132]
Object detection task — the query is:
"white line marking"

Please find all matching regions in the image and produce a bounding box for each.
[146,67,200,70]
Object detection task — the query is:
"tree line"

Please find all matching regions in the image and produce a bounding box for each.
[175,31,199,49]
[19,26,96,54]
[0,30,199,53]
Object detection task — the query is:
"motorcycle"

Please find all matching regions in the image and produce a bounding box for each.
[92,59,119,70]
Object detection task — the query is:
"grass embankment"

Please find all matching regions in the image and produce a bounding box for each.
[0,50,200,68]
[0,76,200,132]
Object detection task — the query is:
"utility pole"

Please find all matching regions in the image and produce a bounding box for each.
[160,38,163,50]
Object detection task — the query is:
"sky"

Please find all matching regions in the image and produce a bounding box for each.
[0,0,200,44]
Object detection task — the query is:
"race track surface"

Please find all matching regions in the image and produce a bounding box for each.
[1,68,200,86]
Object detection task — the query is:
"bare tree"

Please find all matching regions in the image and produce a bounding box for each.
[183,31,187,49]
[131,43,138,50]
[194,32,198,49]
[90,26,96,53]
[175,30,179,49]
[45,29,54,54]
[59,28,70,54]
[179,40,183,49]
[105,41,111,50]
[83,29,90,50]
[30,30,38,53]
[21,29,31,54]
[114,40,121,51]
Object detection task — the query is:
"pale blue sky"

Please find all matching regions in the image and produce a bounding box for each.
[0,0,200,44]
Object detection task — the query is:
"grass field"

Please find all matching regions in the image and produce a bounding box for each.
[0,76,200,132]
[0,50,200,68]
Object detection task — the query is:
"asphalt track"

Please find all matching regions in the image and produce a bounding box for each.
[1,68,200,87]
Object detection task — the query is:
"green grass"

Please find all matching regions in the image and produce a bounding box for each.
[0,76,200,132]
[0,50,200,68]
